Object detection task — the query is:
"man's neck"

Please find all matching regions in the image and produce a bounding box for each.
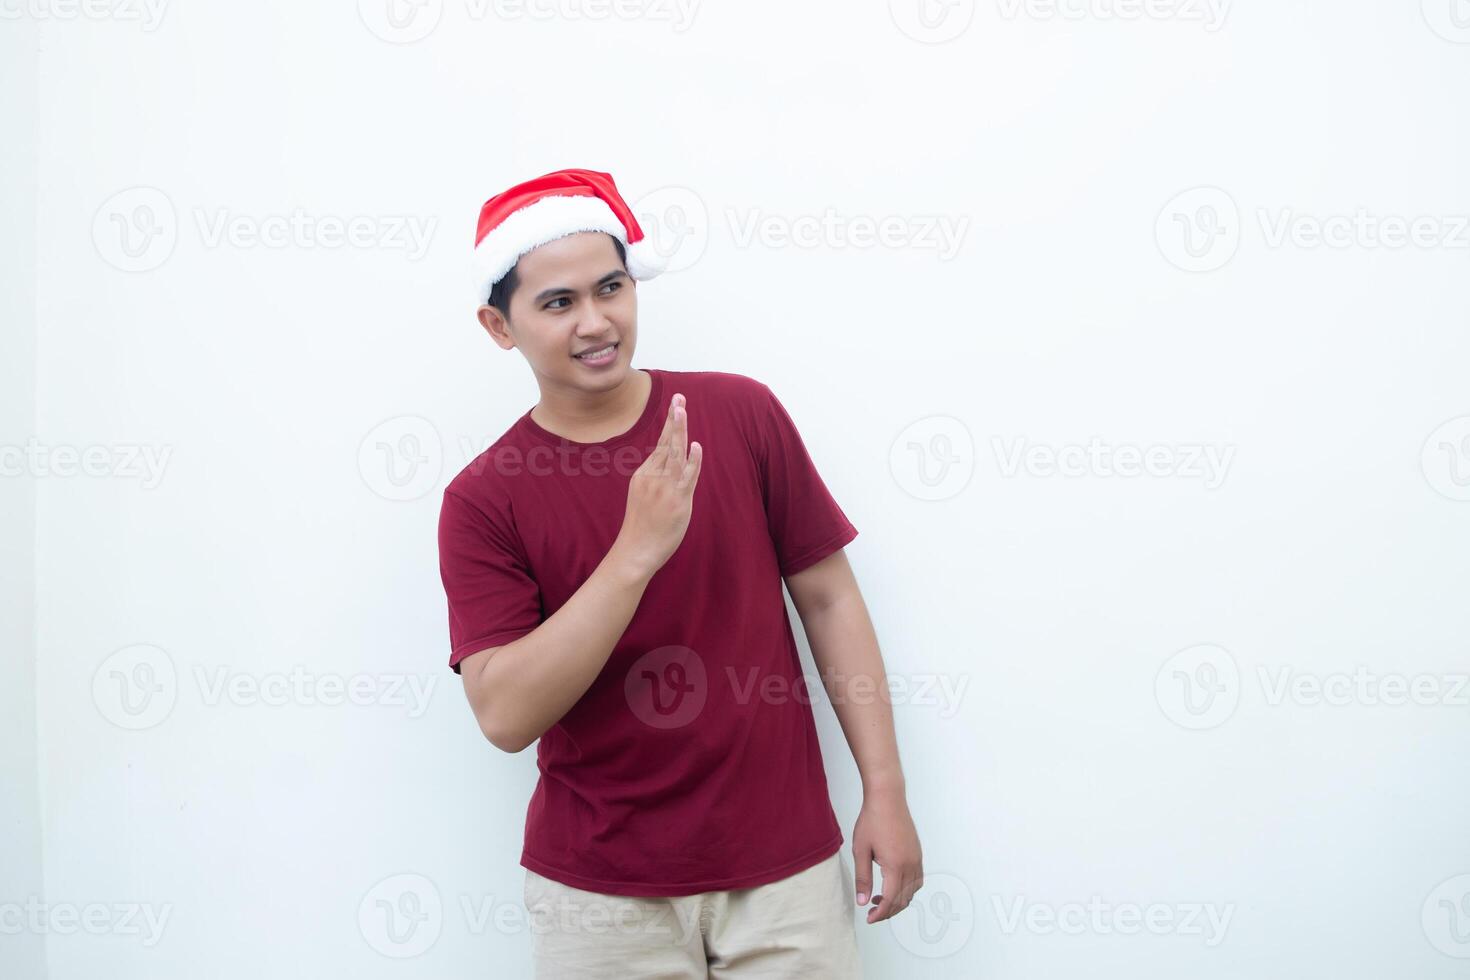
[531,368,652,443]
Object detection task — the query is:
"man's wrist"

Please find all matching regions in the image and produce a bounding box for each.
[603,540,657,590]
[861,767,907,798]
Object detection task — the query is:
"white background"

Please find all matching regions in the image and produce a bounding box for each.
[5,1,1470,977]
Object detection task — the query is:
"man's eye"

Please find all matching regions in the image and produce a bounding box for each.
[546,298,568,310]
[602,281,621,294]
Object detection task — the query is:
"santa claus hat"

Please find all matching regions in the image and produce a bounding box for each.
[472,168,667,306]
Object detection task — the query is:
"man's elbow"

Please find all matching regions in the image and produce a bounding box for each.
[481,717,534,754]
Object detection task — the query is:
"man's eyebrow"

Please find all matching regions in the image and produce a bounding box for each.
[533,269,629,304]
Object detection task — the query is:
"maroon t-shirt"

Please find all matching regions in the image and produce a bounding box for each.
[436,367,859,897]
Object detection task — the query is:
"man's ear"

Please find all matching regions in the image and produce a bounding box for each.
[477,305,514,349]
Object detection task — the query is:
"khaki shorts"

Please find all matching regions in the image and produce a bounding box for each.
[522,850,864,979]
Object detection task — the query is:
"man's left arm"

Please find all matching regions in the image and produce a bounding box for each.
[786,550,924,925]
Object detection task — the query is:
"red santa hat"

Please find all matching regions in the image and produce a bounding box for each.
[472,167,667,306]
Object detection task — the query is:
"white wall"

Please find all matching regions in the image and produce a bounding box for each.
[2,16,47,980]
[9,1,1470,977]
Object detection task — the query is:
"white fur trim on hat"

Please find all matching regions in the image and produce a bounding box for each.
[472,194,667,306]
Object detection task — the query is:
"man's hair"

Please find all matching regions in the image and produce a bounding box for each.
[487,233,629,321]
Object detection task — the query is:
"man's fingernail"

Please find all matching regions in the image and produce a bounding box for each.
[856,892,868,904]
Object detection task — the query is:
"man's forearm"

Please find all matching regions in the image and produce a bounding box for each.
[470,543,654,751]
[800,590,907,793]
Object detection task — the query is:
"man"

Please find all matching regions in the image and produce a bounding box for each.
[438,168,923,977]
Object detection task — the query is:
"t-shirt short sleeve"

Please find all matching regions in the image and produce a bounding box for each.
[437,488,543,674]
[754,382,859,577]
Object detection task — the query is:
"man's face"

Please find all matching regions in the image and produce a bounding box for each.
[479,231,637,389]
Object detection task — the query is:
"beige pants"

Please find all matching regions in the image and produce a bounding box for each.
[522,850,864,979]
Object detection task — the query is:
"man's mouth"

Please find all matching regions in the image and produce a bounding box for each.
[573,342,619,365]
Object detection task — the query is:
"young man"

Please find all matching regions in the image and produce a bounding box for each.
[438,168,923,977]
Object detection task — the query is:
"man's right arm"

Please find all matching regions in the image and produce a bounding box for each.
[458,390,702,754]
[459,541,654,753]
